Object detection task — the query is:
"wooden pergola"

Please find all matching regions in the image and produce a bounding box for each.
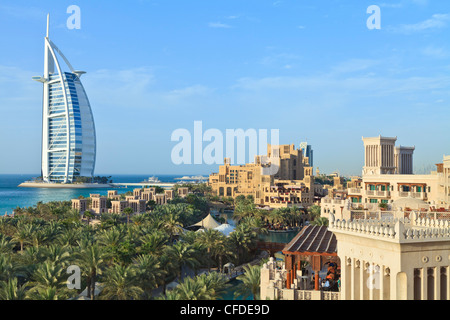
[282,225,339,291]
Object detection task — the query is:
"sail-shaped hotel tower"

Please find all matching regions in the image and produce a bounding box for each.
[33,15,96,183]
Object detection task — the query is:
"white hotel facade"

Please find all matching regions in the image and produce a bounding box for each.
[321,136,450,221]
[33,15,96,183]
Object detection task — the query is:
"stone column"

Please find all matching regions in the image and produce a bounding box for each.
[360,260,365,300]
[435,267,440,301]
[421,268,427,300]
[350,258,356,300]
[369,263,374,300]
[379,265,384,300]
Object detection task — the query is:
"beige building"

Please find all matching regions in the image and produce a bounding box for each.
[72,185,179,215]
[165,189,174,201]
[128,199,147,214]
[110,200,129,214]
[346,136,449,209]
[329,212,450,300]
[177,187,189,198]
[209,143,315,208]
[260,212,450,300]
[141,189,154,202]
[90,195,107,214]
[154,194,167,205]
[71,199,88,214]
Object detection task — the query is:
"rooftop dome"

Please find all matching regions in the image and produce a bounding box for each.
[392,196,429,210]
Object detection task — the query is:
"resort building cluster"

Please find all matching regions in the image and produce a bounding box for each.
[321,136,450,221]
[258,136,450,300]
[209,142,316,208]
[71,187,190,215]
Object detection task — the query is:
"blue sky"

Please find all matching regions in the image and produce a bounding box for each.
[0,0,449,176]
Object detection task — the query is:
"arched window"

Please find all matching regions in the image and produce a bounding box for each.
[413,269,421,300]
[427,268,435,300]
[440,267,447,300]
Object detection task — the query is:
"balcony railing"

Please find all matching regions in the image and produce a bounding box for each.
[367,190,390,197]
[349,188,362,194]
[399,191,427,199]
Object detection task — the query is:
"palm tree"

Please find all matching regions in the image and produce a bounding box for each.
[16,246,45,278]
[27,260,74,300]
[196,272,230,299]
[0,278,28,300]
[30,229,48,249]
[132,254,164,298]
[100,264,143,300]
[43,244,72,267]
[138,230,168,257]
[0,235,15,255]
[123,207,134,225]
[96,227,125,264]
[167,242,199,280]
[27,287,59,300]
[173,276,208,300]
[234,264,261,300]
[308,205,321,222]
[241,216,268,236]
[132,214,147,226]
[158,290,181,300]
[13,223,34,252]
[76,244,106,300]
[83,211,95,225]
[311,217,329,227]
[0,255,18,282]
[209,235,234,273]
[197,229,222,272]
[162,212,184,243]
[228,225,255,265]
[57,227,81,247]
[158,253,177,295]
[233,202,257,222]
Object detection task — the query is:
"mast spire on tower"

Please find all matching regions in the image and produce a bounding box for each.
[46,14,50,38]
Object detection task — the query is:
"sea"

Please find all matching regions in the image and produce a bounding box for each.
[0,174,184,216]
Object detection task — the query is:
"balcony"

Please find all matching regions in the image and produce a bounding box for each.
[277,289,340,300]
[398,191,427,200]
[366,190,390,197]
[376,191,391,197]
[349,188,362,195]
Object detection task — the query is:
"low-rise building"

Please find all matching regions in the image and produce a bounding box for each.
[71,199,88,214]
[128,199,147,214]
[91,195,107,214]
[345,136,449,209]
[177,187,189,198]
[209,143,316,209]
[110,200,129,214]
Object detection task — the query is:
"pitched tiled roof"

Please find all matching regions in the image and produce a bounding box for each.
[282,225,337,255]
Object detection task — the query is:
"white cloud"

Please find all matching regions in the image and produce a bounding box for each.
[208,22,232,29]
[391,13,450,34]
[0,5,46,20]
[331,59,381,74]
[421,46,449,58]
[410,0,429,5]
[273,1,283,7]
[259,53,301,68]
[163,85,214,102]
[379,3,403,8]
